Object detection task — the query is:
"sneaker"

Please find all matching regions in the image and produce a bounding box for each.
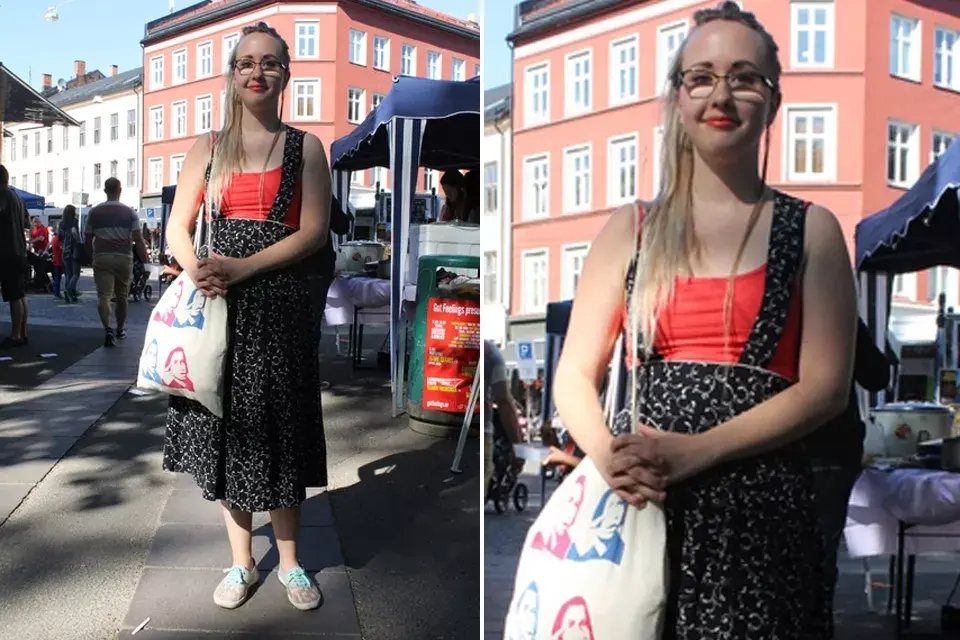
[278,566,322,611]
[116,329,127,340]
[213,564,260,609]
[104,330,116,348]
[0,336,26,349]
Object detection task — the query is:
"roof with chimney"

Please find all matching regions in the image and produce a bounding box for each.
[42,67,144,108]
[143,0,480,45]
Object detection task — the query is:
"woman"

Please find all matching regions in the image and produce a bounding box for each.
[552,3,855,637]
[438,170,467,221]
[163,22,331,612]
[58,205,82,303]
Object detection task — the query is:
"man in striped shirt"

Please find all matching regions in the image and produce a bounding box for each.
[84,177,149,347]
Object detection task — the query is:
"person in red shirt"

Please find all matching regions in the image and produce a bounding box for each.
[30,217,49,254]
[51,232,63,298]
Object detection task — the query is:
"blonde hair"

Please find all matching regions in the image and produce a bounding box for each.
[208,22,290,214]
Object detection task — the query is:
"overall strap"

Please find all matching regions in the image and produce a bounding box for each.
[268,126,305,223]
[737,191,808,369]
[623,202,662,364]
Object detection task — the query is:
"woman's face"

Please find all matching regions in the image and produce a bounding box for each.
[556,604,592,640]
[170,351,187,378]
[232,32,287,109]
[676,20,778,161]
[598,494,627,533]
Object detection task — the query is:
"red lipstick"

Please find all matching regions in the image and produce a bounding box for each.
[704,117,738,129]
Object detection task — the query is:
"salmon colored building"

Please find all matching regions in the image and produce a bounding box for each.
[139,0,479,212]
[505,0,960,342]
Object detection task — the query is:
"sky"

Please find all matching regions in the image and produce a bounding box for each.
[482,0,520,90]
[0,0,479,90]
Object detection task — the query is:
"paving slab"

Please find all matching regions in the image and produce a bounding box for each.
[0,407,110,437]
[120,567,361,636]
[0,435,78,484]
[0,483,32,522]
[145,523,345,573]
[161,487,334,528]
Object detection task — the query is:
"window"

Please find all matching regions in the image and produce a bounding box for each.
[223,33,240,71]
[93,163,101,190]
[452,58,465,81]
[562,244,590,299]
[790,2,835,68]
[935,28,959,90]
[565,50,592,115]
[34,173,40,194]
[523,155,549,220]
[46,170,53,196]
[484,162,498,213]
[127,159,136,187]
[372,93,385,110]
[424,169,438,193]
[8,177,13,188]
[110,113,119,141]
[170,154,185,185]
[173,48,187,84]
[21,175,26,190]
[890,15,921,81]
[524,63,549,126]
[197,41,213,78]
[427,51,442,79]
[148,158,163,192]
[484,251,498,304]
[93,117,101,145]
[522,250,549,314]
[79,121,85,147]
[784,105,837,182]
[887,121,919,188]
[928,267,960,309]
[150,106,164,141]
[296,21,319,59]
[348,87,364,123]
[291,80,320,120]
[6,141,12,162]
[127,109,136,138]
[172,101,187,137]
[349,29,366,65]
[46,128,53,153]
[351,170,364,186]
[371,166,385,188]
[21,135,27,158]
[652,126,664,198]
[374,36,389,70]
[564,145,592,213]
[62,125,68,151]
[62,168,69,194]
[608,134,638,206]
[657,22,688,93]
[933,131,955,161]
[401,44,416,76]
[610,35,639,105]
[109,160,118,179]
[196,95,213,133]
[475,63,480,77]
[34,131,40,155]
[150,55,164,89]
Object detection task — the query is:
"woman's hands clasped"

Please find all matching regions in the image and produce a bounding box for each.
[192,254,254,298]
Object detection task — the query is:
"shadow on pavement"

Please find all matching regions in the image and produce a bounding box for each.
[0,323,105,393]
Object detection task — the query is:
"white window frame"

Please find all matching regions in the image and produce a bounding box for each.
[401,44,416,76]
[934,27,960,91]
[349,29,367,66]
[932,130,955,162]
[170,154,186,185]
[373,35,390,71]
[887,120,920,189]
[524,61,550,127]
[609,34,639,106]
[126,158,136,188]
[790,1,835,69]
[782,103,838,183]
[893,273,918,300]
[148,157,163,192]
[172,48,188,85]
[890,14,922,82]
[149,105,164,142]
[656,20,689,94]
[290,79,321,121]
[427,51,442,80]
[372,93,385,110]
[171,100,188,138]
[521,249,550,315]
[196,40,213,79]
[195,94,213,134]
[564,48,592,116]
[347,87,365,124]
[607,132,639,207]
[295,21,320,60]
[652,126,664,199]
[222,33,240,71]
[452,57,465,81]
[483,251,499,305]
[563,143,592,213]
[484,161,499,214]
[150,55,164,90]
[62,168,69,193]
[523,154,550,220]
[561,242,591,300]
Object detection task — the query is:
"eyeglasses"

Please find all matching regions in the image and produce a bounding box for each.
[233,58,286,76]
[676,68,776,100]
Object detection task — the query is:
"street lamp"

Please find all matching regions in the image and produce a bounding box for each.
[44,0,76,23]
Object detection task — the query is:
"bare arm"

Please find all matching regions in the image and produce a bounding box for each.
[165,134,213,278]
[698,205,857,463]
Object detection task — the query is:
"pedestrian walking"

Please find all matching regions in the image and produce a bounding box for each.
[0,164,30,348]
[84,177,149,346]
[161,22,331,612]
[58,205,83,303]
[51,229,63,298]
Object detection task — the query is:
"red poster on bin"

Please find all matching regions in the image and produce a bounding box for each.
[422,297,480,412]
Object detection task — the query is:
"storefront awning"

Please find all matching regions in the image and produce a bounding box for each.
[0,62,79,127]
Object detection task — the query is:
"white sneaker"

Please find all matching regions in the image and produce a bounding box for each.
[278,566,322,611]
[213,564,260,609]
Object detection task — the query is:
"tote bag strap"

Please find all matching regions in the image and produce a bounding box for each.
[193,131,217,258]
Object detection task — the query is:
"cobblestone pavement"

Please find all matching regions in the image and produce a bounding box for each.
[485,466,960,639]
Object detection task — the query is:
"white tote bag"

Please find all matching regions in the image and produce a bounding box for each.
[503,203,668,640]
[136,199,228,417]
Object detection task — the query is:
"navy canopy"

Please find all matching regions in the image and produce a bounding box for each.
[11,187,44,209]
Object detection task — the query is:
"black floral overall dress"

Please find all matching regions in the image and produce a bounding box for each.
[615,191,832,639]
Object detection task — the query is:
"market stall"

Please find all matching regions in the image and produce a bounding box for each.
[330,75,481,416]
[11,187,44,210]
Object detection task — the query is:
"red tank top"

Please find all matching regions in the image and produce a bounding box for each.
[220,166,302,229]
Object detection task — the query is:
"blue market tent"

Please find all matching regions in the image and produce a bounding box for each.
[11,187,44,210]
[330,75,481,415]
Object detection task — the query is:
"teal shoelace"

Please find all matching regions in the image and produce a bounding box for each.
[223,566,250,585]
[284,567,312,589]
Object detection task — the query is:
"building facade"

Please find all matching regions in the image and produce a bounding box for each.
[505,0,960,343]
[3,62,144,212]
[139,0,480,213]
[483,84,512,346]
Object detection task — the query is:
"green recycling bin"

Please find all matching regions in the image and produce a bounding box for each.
[407,254,481,438]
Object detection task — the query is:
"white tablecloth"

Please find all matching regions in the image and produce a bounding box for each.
[323,275,418,327]
[844,468,960,558]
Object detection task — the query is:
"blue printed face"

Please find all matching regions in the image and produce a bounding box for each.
[146,340,159,368]
[186,288,205,311]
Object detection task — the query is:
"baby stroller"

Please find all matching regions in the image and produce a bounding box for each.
[487,412,529,515]
[129,251,153,302]
[26,250,53,293]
